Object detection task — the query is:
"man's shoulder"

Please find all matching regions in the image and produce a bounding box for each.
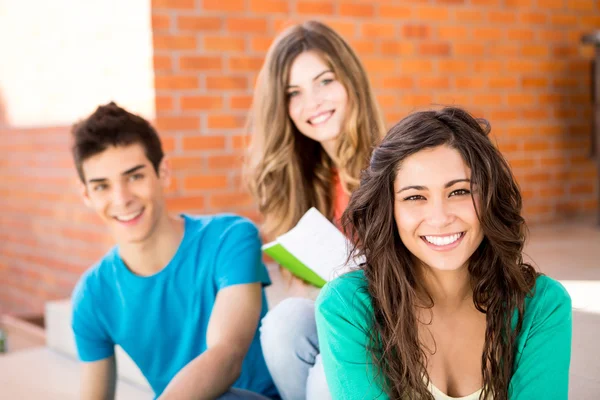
[183,213,260,243]
[71,247,119,304]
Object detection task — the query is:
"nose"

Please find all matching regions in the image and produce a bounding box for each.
[426,198,454,228]
[112,182,134,208]
[303,87,324,112]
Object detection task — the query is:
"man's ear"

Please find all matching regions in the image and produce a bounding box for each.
[158,157,172,189]
[79,180,92,208]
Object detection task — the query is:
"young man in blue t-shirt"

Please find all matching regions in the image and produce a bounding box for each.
[70,102,278,399]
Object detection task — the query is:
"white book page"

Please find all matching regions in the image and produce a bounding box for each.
[277,207,363,281]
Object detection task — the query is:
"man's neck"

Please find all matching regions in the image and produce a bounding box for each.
[118,214,185,277]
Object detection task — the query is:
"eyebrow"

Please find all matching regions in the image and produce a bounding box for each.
[286,69,333,89]
[87,164,146,184]
[396,179,471,193]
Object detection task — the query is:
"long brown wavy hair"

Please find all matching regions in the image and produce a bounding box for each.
[244,20,386,240]
[343,107,538,400]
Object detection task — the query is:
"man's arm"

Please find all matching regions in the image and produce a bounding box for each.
[81,356,117,400]
[159,282,263,400]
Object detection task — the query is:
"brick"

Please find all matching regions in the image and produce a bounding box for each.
[207,115,246,129]
[418,76,450,90]
[509,158,536,169]
[524,140,550,151]
[454,43,485,57]
[206,76,248,90]
[489,77,518,89]
[363,58,395,73]
[362,23,396,38]
[551,14,578,25]
[181,96,224,110]
[320,20,356,37]
[519,12,547,24]
[473,94,504,107]
[571,183,595,195]
[554,108,579,119]
[456,77,485,90]
[506,60,536,74]
[474,60,503,73]
[553,77,578,89]
[539,29,565,42]
[508,29,535,41]
[156,95,174,111]
[154,34,197,50]
[581,16,600,28]
[231,96,253,109]
[522,109,549,119]
[208,154,244,169]
[379,5,412,18]
[162,137,176,152]
[376,95,397,108]
[472,0,501,4]
[473,27,504,41]
[203,0,246,11]
[491,110,520,122]
[180,56,222,71]
[349,39,377,55]
[209,192,254,209]
[232,135,250,149]
[494,45,519,57]
[155,75,199,90]
[249,0,289,13]
[340,2,374,17]
[297,1,335,15]
[170,156,204,170]
[153,0,195,9]
[380,41,413,56]
[402,24,431,39]
[229,56,264,72]
[167,196,206,211]
[399,94,434,107]
[488,10,516,24]
[437,93,470,106]
[538,0,566,7]
[520,45,549,57]
[204,36,246,52]
[399,59,433,74]
[152,13,171,31]
[507,93,536,107]
[438,26,468,41]
[155,116,200,131]
[153,55,173,71]
[251,36,273,52]
[381,76,414,89]
[183,136,226,150]
[226,17,269,34]
[416,6,450,21]
[439,60,469,74]
[177,16,222,31]
[456,10,483,23]
[419,42,451,57]
[184,175,228,190]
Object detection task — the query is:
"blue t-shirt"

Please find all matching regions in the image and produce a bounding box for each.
[71,214,278,398]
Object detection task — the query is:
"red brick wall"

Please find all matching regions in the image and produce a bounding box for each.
[1,0,598,314]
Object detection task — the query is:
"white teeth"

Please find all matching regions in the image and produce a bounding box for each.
[424,233,463,246]
[115,210,142,222]
[309,111,333,125]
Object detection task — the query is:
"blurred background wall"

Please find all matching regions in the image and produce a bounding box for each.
[0,0,598,315]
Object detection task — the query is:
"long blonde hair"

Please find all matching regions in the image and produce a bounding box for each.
[245,20,386,240]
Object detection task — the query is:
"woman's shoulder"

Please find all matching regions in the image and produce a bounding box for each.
[529,275,571,308]
[316,269,372,319]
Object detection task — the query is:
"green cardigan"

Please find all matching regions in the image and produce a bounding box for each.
[315,270,572,399]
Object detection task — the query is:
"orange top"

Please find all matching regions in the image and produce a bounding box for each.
[332,171,350,229]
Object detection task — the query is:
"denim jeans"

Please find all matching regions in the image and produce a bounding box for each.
[259,298,331,400]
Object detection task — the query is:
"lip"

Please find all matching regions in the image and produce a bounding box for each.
[307,110,335,126]
[113,208,145,226]
[420,232,465,252]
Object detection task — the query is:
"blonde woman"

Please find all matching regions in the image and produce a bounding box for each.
[244,21,386,399]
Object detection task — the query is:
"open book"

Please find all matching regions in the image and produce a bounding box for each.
[262,207,364,288]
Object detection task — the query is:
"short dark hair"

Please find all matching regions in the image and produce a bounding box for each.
[71,102,164,182]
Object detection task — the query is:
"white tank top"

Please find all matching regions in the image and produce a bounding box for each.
[428,382,484,400]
